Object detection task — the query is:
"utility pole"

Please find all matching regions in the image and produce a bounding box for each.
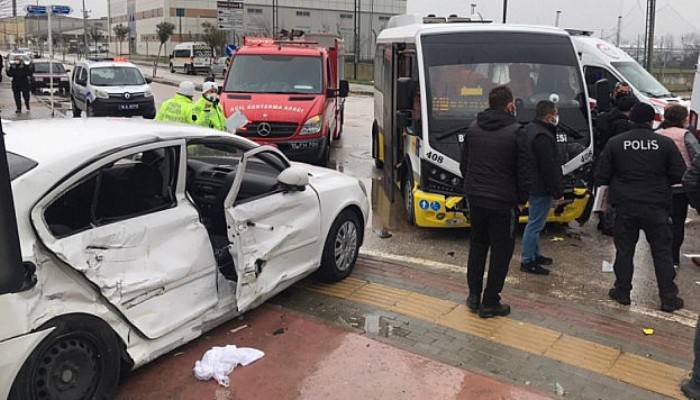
[271,0,278,38]
[644,0,656,71]
[107,0,111,56]
[616,15,622,46]
[354,0,360,80]
[471,3,477,17]
[555,10,561,27]
[81,0,88,56]
[502,0,508,23]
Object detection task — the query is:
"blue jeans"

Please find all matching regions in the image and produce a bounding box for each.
[521,195,552,264]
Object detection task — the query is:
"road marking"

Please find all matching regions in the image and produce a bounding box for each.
[300,277,687,399]
[359,251,699,328]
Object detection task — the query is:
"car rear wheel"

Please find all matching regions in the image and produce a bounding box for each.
[316,210,362,282]
[403,169,416,226]
[9,315,121,400]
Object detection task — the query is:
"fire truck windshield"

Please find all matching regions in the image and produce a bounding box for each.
[421,32,590,163]
[225,55,323,94]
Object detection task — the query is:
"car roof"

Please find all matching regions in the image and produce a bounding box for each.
[76,60,141,69]
[5,119,254,168]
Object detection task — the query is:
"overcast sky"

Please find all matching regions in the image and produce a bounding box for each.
[6,0,700,45]
[408,0,700,44]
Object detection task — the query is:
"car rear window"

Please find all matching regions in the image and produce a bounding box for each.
[34,63,66,74]
[7,152,38,180]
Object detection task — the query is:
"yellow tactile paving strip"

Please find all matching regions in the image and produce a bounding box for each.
[299,277,687,399]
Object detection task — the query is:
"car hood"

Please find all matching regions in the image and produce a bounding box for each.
[93,84,151,94]
[222,93,324,124]
[292,162,357,187]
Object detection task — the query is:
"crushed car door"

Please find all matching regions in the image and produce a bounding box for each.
[31,141,218,339]
[223,146,322,312]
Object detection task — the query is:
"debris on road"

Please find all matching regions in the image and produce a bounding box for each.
[554,381,566,396]
[551,236,565,242]
[229,325,249,334]
[602,260,614,273]
[193,345,265,387]
[272,327,286,336]
[643,327,655,336]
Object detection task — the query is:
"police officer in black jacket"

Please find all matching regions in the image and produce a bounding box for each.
[460,85,532,318]
[6,55,33,114]
[596,102,686,313]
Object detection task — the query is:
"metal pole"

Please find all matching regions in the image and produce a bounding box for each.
[616,16,622,46]
[502,0,508,23]
[81,0,88,57]
[48,6,54,117]
[555,11,561,27]
[354,0,359,80]
[644,0,656,71]
[0,120,26,294]
[107,0,111,56]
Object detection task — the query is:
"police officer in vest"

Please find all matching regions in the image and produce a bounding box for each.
[596,102,686,313]
[156,81,197,125]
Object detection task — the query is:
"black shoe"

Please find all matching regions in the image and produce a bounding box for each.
[608,288,631,305]
[466,295,480,313]
[536,255,553,266]
[660,297,684,313]
[15,109,21,114]
[478,303,511,318]
[520,262,550,275]
[25,104,30,111]
[682,379,700,400]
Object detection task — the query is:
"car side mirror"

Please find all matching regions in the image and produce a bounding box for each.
[396,77,416,111]
[65,69,71,73]
[594,79,611,112]
[145,77,153,84]
[217,86,223,95]
[278,166,309,192]
[339,80,349,98]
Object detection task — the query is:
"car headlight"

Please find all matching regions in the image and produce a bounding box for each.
[300,115,322,135]
[143,89,153,98]
[94,89,109,99]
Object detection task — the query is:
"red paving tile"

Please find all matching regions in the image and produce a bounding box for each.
[117,305,549,400]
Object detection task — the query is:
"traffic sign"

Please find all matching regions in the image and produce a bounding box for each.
[25,5,47,16]
[225,44,237,56]
[51,5,72,15]
[217,1,244,31]
[176,8,185,17]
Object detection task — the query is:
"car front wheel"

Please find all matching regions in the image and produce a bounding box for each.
[9,315,122,400]
[317,209,362,282]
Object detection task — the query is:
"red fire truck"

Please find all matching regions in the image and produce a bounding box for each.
[221,36,349,166]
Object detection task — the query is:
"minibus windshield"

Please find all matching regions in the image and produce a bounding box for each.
[422,32,590,162]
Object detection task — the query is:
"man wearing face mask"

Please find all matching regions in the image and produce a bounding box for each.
[6,55,33,114]
[460,85,532,318]
[520,101,564,275]
[192,81,226,131]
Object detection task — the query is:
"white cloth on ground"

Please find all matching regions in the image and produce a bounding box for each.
[193,345,265,387]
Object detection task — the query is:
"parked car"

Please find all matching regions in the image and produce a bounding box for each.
[209,56,229,77]
[169,42,212,75]
[70,59,156,118]
[0,118,368,400]
[14,47,35,59]
[30,60,70,94]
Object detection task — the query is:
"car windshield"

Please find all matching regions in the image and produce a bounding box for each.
[225,55,323,94]
[90,67,145,86]
[422,32,590,162]
[611,61,672,98]
[7,151,38,180]
[33,63,65,74]
[194,47,212,57]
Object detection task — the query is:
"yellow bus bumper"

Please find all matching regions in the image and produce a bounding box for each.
[412,188,590,229]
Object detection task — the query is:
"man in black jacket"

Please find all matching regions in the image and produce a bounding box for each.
[520,101,564,275]
[682,152,700,399]
[6,55,33,114]
[460,85,532,318]
[0,53,3,83]
[596,102,686,313]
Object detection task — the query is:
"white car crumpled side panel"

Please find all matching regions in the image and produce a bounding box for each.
[40,205,218,339]
[227,189,322,312]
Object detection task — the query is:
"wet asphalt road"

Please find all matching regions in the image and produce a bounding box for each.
[35,80,700,319]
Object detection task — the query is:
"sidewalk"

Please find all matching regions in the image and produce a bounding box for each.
[0,79,55,120]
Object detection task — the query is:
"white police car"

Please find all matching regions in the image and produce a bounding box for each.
[70,59,156,119]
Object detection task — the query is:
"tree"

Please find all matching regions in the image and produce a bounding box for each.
[201,22,228,57]
[153,21,175,77]
[113,24,128,55]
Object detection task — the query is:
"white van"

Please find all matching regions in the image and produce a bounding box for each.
[169,42,212,75]
[570,31,687,119]
[690,54,700,135]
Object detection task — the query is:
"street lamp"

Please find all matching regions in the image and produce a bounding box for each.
[555,10,562,27]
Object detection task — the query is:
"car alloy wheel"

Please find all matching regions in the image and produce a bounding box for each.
[334,220,358,272]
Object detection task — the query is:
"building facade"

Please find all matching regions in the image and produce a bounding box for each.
[108,0,406,59]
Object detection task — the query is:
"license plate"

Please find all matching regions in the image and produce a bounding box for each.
[290,142,318,150]
[119,104,139,111]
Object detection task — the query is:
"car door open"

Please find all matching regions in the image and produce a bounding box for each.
[223,146,322,312]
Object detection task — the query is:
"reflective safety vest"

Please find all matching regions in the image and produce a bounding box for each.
[192,97,226,131]
[155,94,195,124]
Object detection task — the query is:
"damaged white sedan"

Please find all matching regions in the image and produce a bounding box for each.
[0,119,368,400]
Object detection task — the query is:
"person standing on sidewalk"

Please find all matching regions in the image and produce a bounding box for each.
[520,101,564,276]
[596,102,686,313]
[0,53,3,83]
[156,81,197,125]
[657,104,700,269]
[460,85,532,319]
[6,55,33,114]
